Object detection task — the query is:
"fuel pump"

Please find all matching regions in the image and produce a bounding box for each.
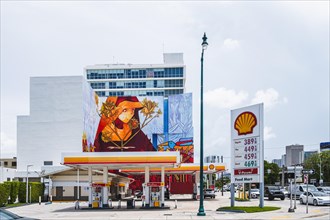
[150,187,161,207]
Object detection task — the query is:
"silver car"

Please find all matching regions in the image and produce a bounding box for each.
[299,191,330,206]
[204,189,216,199]
[250,189,260,198]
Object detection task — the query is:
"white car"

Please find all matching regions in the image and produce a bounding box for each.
[317,187,330,195]
[250,189,260,198]
[299,191,330,206]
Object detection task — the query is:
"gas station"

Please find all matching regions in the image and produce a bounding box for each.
[62,151,225,209]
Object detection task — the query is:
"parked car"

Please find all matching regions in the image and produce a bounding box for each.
[289,184,318,199]
[0,208,39,220]
[280,187,290,198]
[264,186,285,200]
[299,191,330,206]
[249,188,260,198]
[204,189,216,199]
[317,187,330,195]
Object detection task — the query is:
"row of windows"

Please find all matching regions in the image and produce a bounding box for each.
[90,82,106,89]
[96,89,183,97]
[87,68,183,79]
[91,80,183,90]
[1,161,16,167]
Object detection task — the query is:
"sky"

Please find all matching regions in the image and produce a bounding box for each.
[1,1,329,167]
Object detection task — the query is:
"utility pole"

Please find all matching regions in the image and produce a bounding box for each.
[221,156,224,196]
[281,165,285,188]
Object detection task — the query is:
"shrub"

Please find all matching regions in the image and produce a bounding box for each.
[9,181,20,204]
[18,182,44,203]
[18,182,26,203]
[0,183,10,206]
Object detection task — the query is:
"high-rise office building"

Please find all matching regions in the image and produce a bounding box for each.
[84,53,185,97]
[303,151,318,162]
[272,159,283,168]
[286,144,304,166]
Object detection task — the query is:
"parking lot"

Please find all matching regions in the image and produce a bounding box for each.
[6,192,330,220]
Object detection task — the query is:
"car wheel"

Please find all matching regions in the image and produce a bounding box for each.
[313,199,318,206]
[300,198,304,204]
[269,195,274,200]
[281,196,285,200]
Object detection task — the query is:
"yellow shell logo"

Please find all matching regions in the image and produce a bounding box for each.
[209,164,215,170]
[234,111,257,135]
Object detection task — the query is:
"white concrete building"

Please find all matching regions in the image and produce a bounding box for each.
[17,76,86,174]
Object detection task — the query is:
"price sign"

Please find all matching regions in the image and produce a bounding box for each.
[234,137,260,169]
[231,104,264,184]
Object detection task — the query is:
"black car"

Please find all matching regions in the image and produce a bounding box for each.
[265,186,285,200]
[0,208,39,220]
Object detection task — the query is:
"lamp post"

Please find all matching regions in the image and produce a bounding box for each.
[197,32,208,217]
[26,164,33,204]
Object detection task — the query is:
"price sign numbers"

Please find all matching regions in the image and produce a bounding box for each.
[244,145,257,152]
[244,138,257,145]
[244,153,257,160]
[244,160,258,167]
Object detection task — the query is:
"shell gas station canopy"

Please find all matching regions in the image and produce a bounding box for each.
[62,152,225,174]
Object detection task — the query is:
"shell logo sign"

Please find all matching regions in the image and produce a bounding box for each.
[209,164,215,170]
[234,111,257,135]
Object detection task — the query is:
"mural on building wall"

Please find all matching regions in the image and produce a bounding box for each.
[82,80,100,152]
[84,93,194,162]
[157,93,194,163]
[93,96,161,151]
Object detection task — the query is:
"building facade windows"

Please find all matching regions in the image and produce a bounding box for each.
[85,53,185,97]
[44,161,53,166]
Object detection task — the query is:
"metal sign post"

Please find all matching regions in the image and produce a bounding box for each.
[302,169,314,214]
[306,176,309,214]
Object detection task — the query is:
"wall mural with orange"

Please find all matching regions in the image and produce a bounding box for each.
[82,93,194,163]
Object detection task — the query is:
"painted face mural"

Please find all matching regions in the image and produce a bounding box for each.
[93,96,161,152]
[83,94,194,163]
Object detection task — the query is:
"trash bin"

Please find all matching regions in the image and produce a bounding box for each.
[127,199,135,209]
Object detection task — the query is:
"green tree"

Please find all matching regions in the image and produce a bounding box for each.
[304,151,330,184]
[264,160,280,185]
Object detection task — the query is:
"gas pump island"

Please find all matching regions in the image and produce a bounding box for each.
[144,182,164,207]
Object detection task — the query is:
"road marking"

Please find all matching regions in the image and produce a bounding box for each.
[312,209,321,213]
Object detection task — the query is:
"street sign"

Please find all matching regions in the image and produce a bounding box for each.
[304,174,308,184]
[302,169,314,174]
[310,179,316,184]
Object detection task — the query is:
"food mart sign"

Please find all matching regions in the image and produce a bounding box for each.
[231,104,264,184]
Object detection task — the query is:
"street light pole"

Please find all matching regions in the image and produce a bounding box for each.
[26,165,33,204]
[197,32,208,217]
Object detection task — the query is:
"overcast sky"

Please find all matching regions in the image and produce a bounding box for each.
[1,1,329,166]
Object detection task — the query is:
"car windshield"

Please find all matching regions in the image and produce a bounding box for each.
[313,192,327,196]
[206,189,213,191]
[301,185,318,191]
[268,186,280,190]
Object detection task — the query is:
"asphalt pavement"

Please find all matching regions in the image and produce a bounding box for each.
[6,192,330,220]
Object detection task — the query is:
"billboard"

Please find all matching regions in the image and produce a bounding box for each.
[82,93,194,163]
[231,103,264,183]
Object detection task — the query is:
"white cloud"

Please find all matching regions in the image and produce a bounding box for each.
[264,126,276,141]
[205,87,248,109]
[251,88,288,110]
[223,38,240,49]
